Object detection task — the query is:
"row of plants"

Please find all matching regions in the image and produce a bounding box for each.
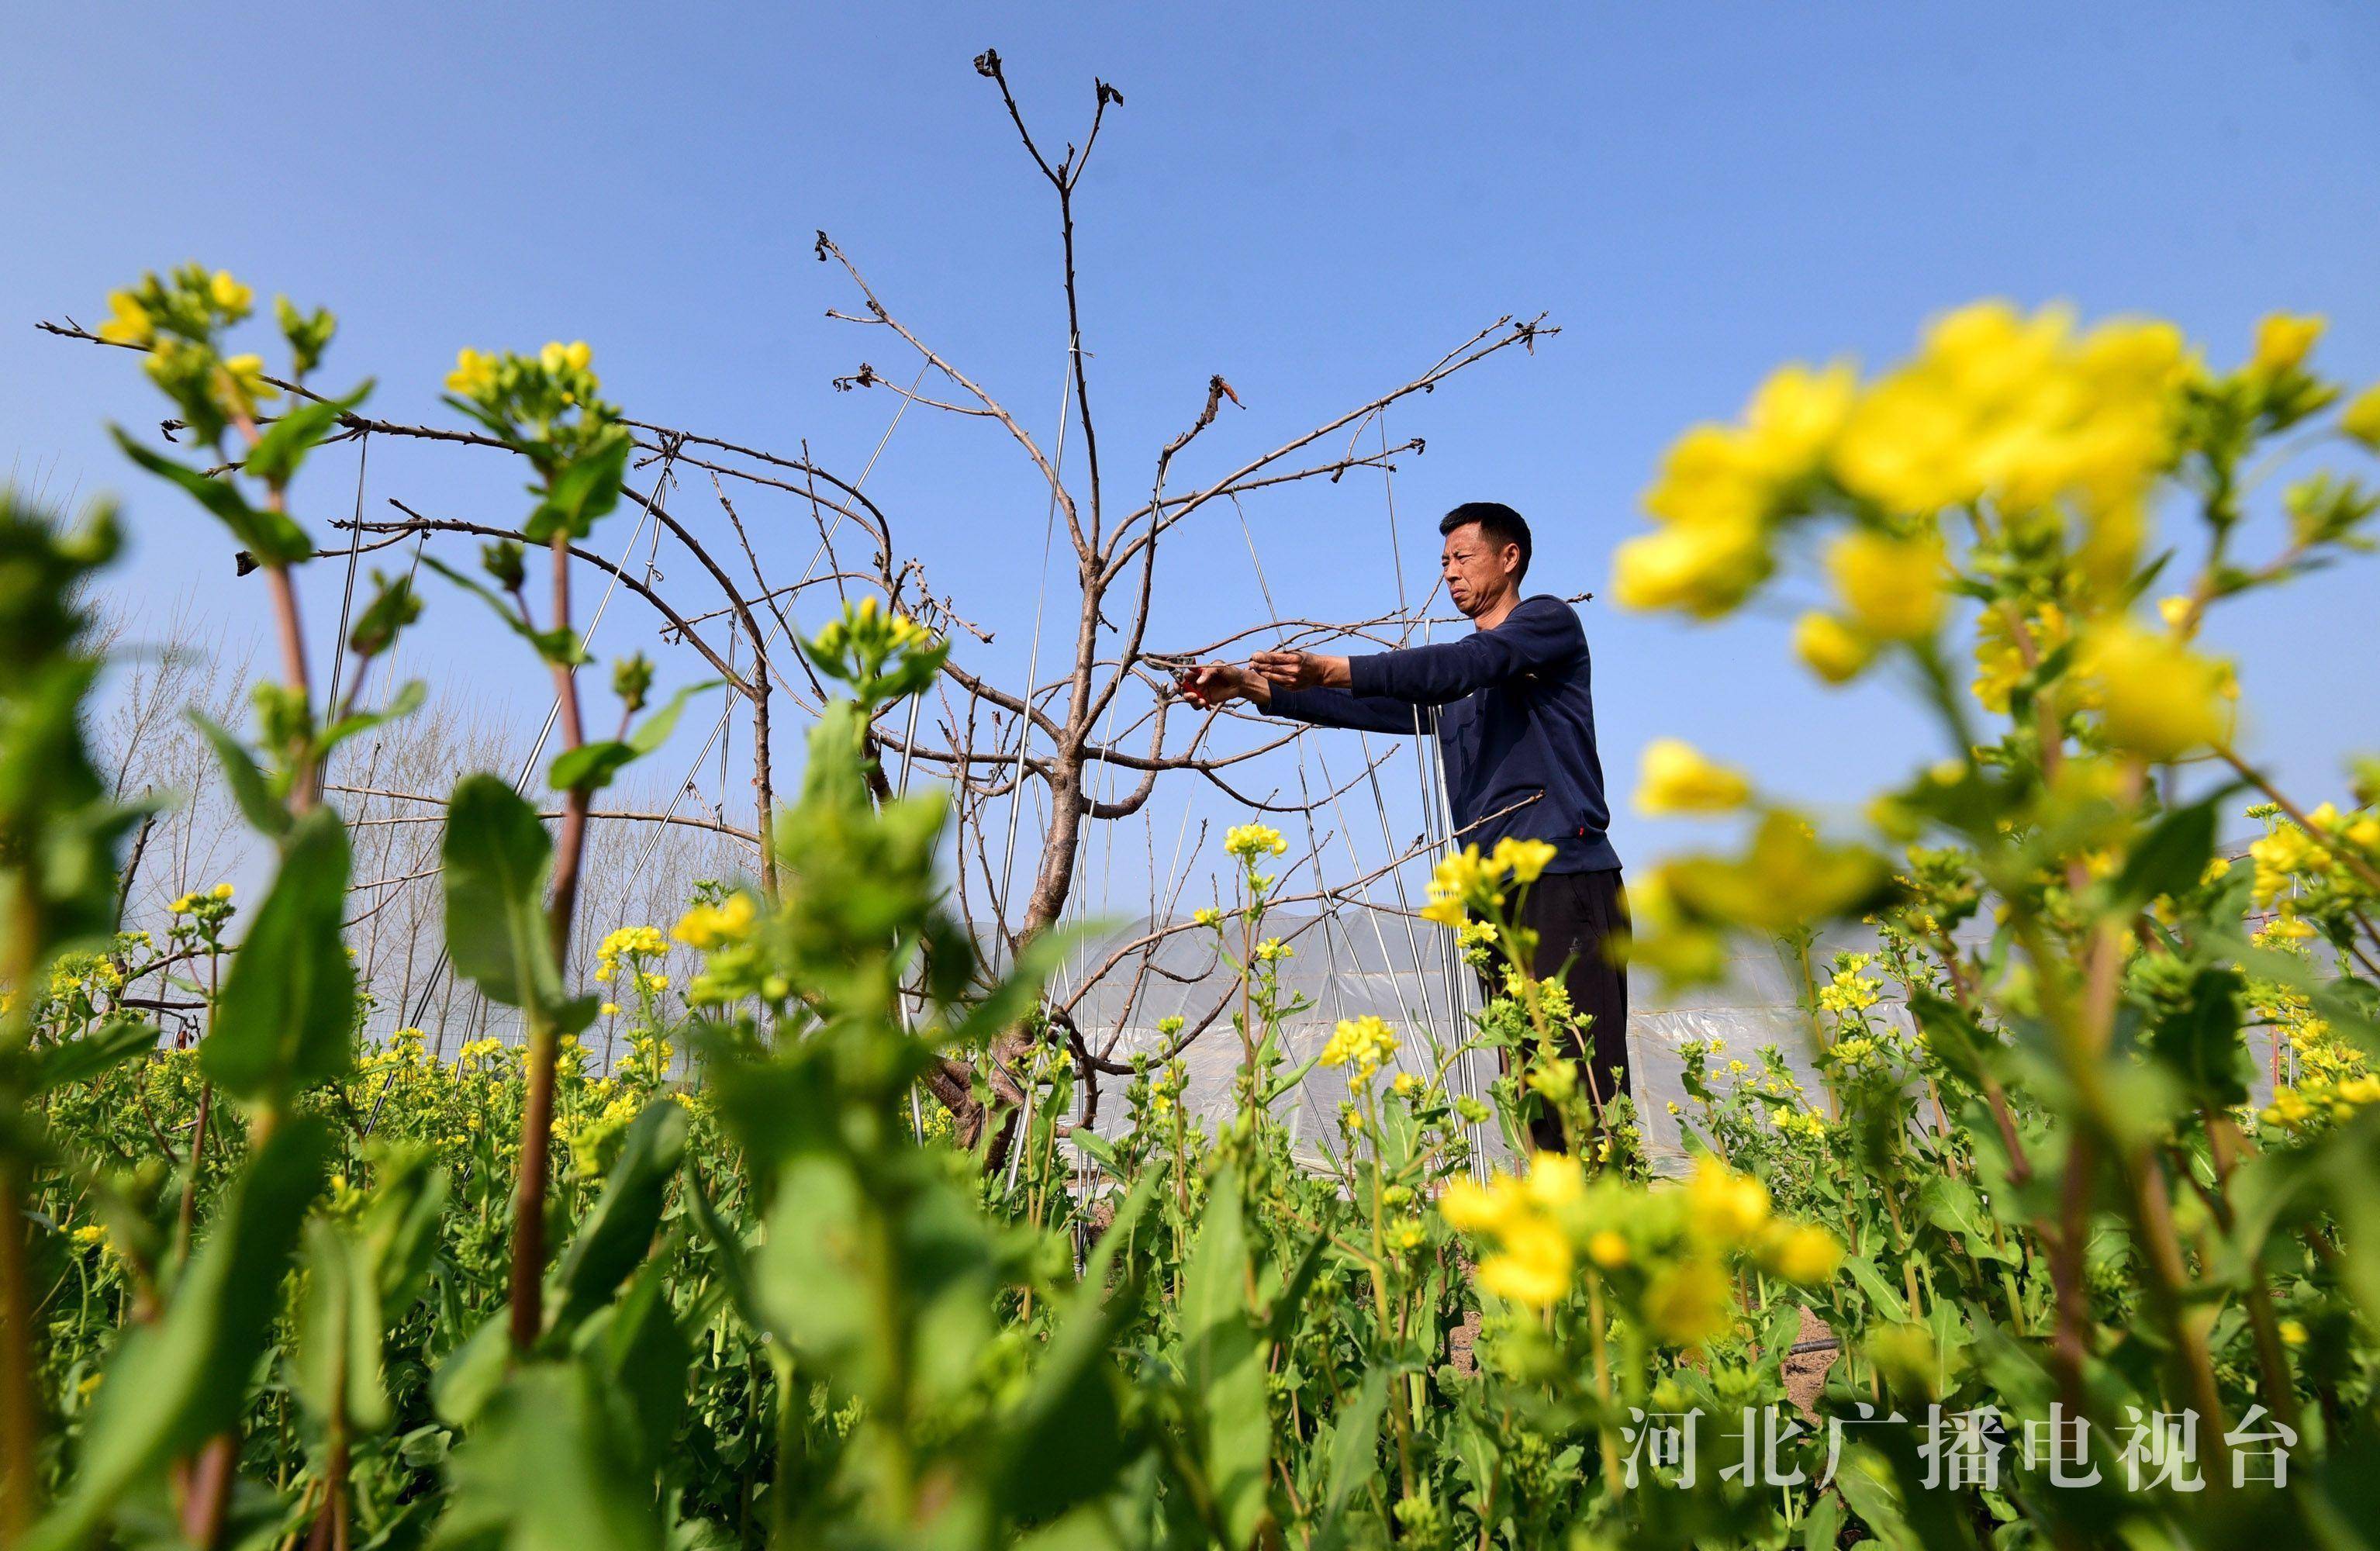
[2,268,2377,1549]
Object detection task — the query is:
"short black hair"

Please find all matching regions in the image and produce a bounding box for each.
[1439,502,1531,581]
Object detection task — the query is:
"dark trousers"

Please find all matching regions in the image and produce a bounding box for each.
[1490,867,1630,1153]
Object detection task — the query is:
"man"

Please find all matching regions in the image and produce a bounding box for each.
[1180,501,1627,1152]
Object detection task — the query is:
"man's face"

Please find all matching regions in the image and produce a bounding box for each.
[1441,522,1519,617]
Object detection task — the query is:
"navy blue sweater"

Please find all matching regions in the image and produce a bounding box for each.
[1266,595,1620,874]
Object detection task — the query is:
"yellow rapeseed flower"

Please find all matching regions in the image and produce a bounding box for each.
[446,347,499,399]
[217,354,279,414]
[2248,313,2324,378]
[598,924,667,959]
[1616,867,1728,985]
[1418,894,1467,928]
[1644,1256,1735,1347]
[211,882,234,900]
[1767,1224,1844,1285]
[2342,383,2380,449]
[1477,1214,1573,1309]
[1832,302,2185,535]
[1826,530,1945,641]
[1610,510,1769,618]
[672,893,756,950]
[1738,361,1857,480]
[1643,423,1768,527]
[1635,738,1752,817]
[2075,618,2231,759]
[1684,1155,1770,1244]
[1834,302,2066,513]
[209,270,254,319]
[1225,822,1287,860]
[1792,611,1874,686]
[1586,1229,1629,1269]
[1428,1175,1504,1237]
[1522,1152,1584,1211]
[1490,836,1557,883]
[1319,1014,1397,1079]
[1429,845,1507,910]
[97,290,155,347]
[2249,821,2325,907]
[1971,602,2071,713]
[1831,373,1981,515]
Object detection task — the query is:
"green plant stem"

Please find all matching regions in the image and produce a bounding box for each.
[1994,1255,2028,1339]
[177,950,221,1260]
[1237,899,1256,1077]
[770,1355,802,1546]
[1878,1185,1923,1321]
[1585,1276,1623,1498]
[508,534,592,1353]
[2202,1113,2303,1435]
[226,412,318,816]
[2009,851,2133,1421]
[178,1435,237,1549]
[506,1021,558,1352]
[264,564,319,811]
[0,1151,36,1547]
[2123,1151,2229,1459]
[306,1345,351,1551]
[2046,1128,2096,1418]
[1975,1073,2034,1188]
[0,879,40,1546]
[1789,932,1842,1121]
[1363,1113,1418,1503]
[2070,755,2233,1449]
[177,1081,212,1252]
[865,1201,918,1527]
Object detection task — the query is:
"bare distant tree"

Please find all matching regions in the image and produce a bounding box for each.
[98,595,260,928]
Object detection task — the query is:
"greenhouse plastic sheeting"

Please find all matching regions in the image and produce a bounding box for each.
[1052,913,1918,1179]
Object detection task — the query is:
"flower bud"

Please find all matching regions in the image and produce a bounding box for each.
[481,540,527,593]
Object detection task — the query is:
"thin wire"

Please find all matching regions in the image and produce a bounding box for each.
[616,362,933,886]
[993,351,1078,972]
[323,431,371,724]
[1228,492,1349,1152]
[999,347,1082,1194]
[895,689,929,1140]
[1377,409,1491,1171]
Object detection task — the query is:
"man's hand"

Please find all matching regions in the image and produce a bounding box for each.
[1179,662,1268,710]
[1251,650,1351,691]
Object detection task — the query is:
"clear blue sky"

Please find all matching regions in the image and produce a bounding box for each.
[5,2,2376,911]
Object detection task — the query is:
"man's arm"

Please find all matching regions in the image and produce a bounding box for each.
[1180,662,1428,735]
[1256,596,1584,706]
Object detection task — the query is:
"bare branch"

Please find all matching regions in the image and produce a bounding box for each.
[360,505,752,697]
[329,784,758,843]
[813,230,1089,561]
